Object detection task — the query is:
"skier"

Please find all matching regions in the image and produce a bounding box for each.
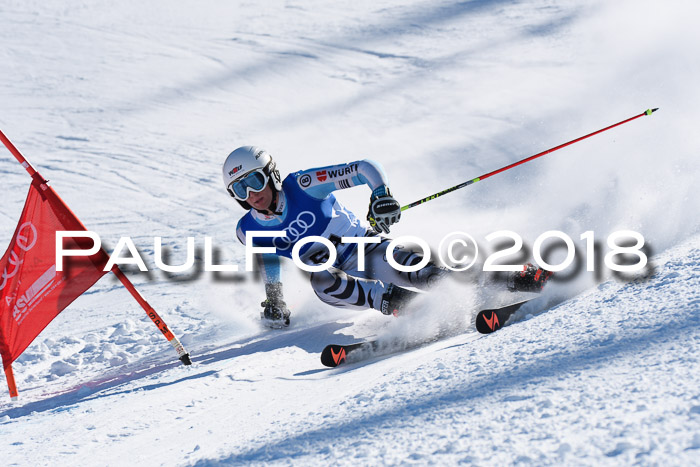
[223,146,551,328]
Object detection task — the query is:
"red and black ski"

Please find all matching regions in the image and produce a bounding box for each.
[474,300,529,334]
[320,300,531,367]
[320,341,378,367]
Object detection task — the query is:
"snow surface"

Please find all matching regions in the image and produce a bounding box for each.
[1,0,699,465]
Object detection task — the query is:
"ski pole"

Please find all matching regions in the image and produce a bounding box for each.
[401,108,659,211]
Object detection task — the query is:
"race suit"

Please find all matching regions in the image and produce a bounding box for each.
[236,160,445,310]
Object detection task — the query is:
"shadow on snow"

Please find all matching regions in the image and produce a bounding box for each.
[0,320,354,420]
[190,305,700,465]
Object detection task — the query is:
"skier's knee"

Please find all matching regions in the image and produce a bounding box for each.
[310,270,340,295]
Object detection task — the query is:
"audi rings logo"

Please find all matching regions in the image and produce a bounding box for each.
[273,211,316,250]
[17,222,38,251]
[1,222,38,291]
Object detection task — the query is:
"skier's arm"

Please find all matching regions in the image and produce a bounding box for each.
[256,254,290,327]
[235,221,282,290]
[296,159,402,234]
[237,223,290,326]
[237,224,285,292]
[294,159,389,198]
[256,253,281,285]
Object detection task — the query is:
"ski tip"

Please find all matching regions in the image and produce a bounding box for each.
[646,108,659,115]
[320,345,347,367]
[475,310,502,334]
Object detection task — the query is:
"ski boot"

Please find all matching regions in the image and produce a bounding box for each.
[379,284,418,317]
[507,263,553,293]
[260,282,291,328]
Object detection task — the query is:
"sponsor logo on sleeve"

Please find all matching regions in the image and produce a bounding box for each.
[327,164,358,179]
[299,174,312,187]
[316,170,327,182]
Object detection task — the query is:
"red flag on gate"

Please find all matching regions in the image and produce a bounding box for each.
[0,178,110,376]
[0,129,190,401]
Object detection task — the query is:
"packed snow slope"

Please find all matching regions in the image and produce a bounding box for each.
[1,0,699,465]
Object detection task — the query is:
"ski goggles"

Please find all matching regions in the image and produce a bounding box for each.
[227,168,269,201]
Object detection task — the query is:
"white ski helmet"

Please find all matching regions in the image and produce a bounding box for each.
[222,146,282,210]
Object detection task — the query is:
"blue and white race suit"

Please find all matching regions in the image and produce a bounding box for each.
[236,160,444,310]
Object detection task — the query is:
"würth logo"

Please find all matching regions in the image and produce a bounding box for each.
[316,170,327,182]
[327,164,358,178]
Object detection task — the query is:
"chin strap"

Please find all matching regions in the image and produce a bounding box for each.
[252,185,283,216]
[269,189,282,215]
[261,188,284,216]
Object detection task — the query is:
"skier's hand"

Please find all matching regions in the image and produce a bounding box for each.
[507,263,553,293]
[261,299,290,327]
[261,282,290,328]
[367,185,401,234]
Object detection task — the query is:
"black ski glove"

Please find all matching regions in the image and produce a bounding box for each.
[367,185,401,234]
[507,263,553,293]
[261,282,291,328]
